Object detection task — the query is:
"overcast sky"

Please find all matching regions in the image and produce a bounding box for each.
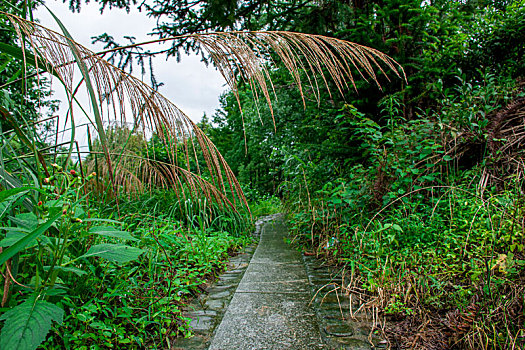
[35,0,226,147]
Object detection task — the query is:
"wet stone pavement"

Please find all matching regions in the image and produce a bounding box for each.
[173,214,384,349]
[303,255,385,349]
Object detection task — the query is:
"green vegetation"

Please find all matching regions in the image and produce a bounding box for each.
[0,165,251,348]
[1,0,397,347]
[1,0,524,349]
[204,1,525,348]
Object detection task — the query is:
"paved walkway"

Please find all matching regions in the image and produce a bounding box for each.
[208,216,325,350]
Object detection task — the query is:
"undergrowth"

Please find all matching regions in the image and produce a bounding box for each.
[244,186,283,218]
[0,180,251,349]
[285,73,525,349]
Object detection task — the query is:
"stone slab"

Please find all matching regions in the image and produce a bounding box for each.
[208,293,324,350]
[242,262,307,280]
[236,280,311,293]
[250,251,303,263]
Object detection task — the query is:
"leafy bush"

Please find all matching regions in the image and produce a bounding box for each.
[285,73,525,348]
[0,168,251,349]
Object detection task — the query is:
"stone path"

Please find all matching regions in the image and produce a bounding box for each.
[208,216,325,350]
[174,214,383,349]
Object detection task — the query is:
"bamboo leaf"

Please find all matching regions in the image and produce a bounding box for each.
[43,265,87,276]
[0,186,36,203]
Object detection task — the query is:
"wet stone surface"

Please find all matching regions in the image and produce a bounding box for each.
[303,255,383,349]
[171,242,256,349]
[208,215,325,350]
[171,214,279,350]
[324,324,355,337]
[173,214,381,349]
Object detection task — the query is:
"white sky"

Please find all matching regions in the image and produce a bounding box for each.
[35,0,226,148]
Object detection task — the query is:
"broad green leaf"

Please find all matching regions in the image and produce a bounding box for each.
[44,288,67,297]
[0,297,64,350]
[89,226,138,241]
[73,205,86,218]
[0,227,30,233]
[391,224,403,233]
[44,265,87,276]
[45,199,67,208]
[9,212,38,230]
[0,210,61,266]
[0,231,27,247]
[90,320,112,330]
[80,244,144,264]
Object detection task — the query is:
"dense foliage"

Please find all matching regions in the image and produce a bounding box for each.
[0,1,57,129]
[0,3,258,349]
[207,1,525,348]
[1,0,524,349]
